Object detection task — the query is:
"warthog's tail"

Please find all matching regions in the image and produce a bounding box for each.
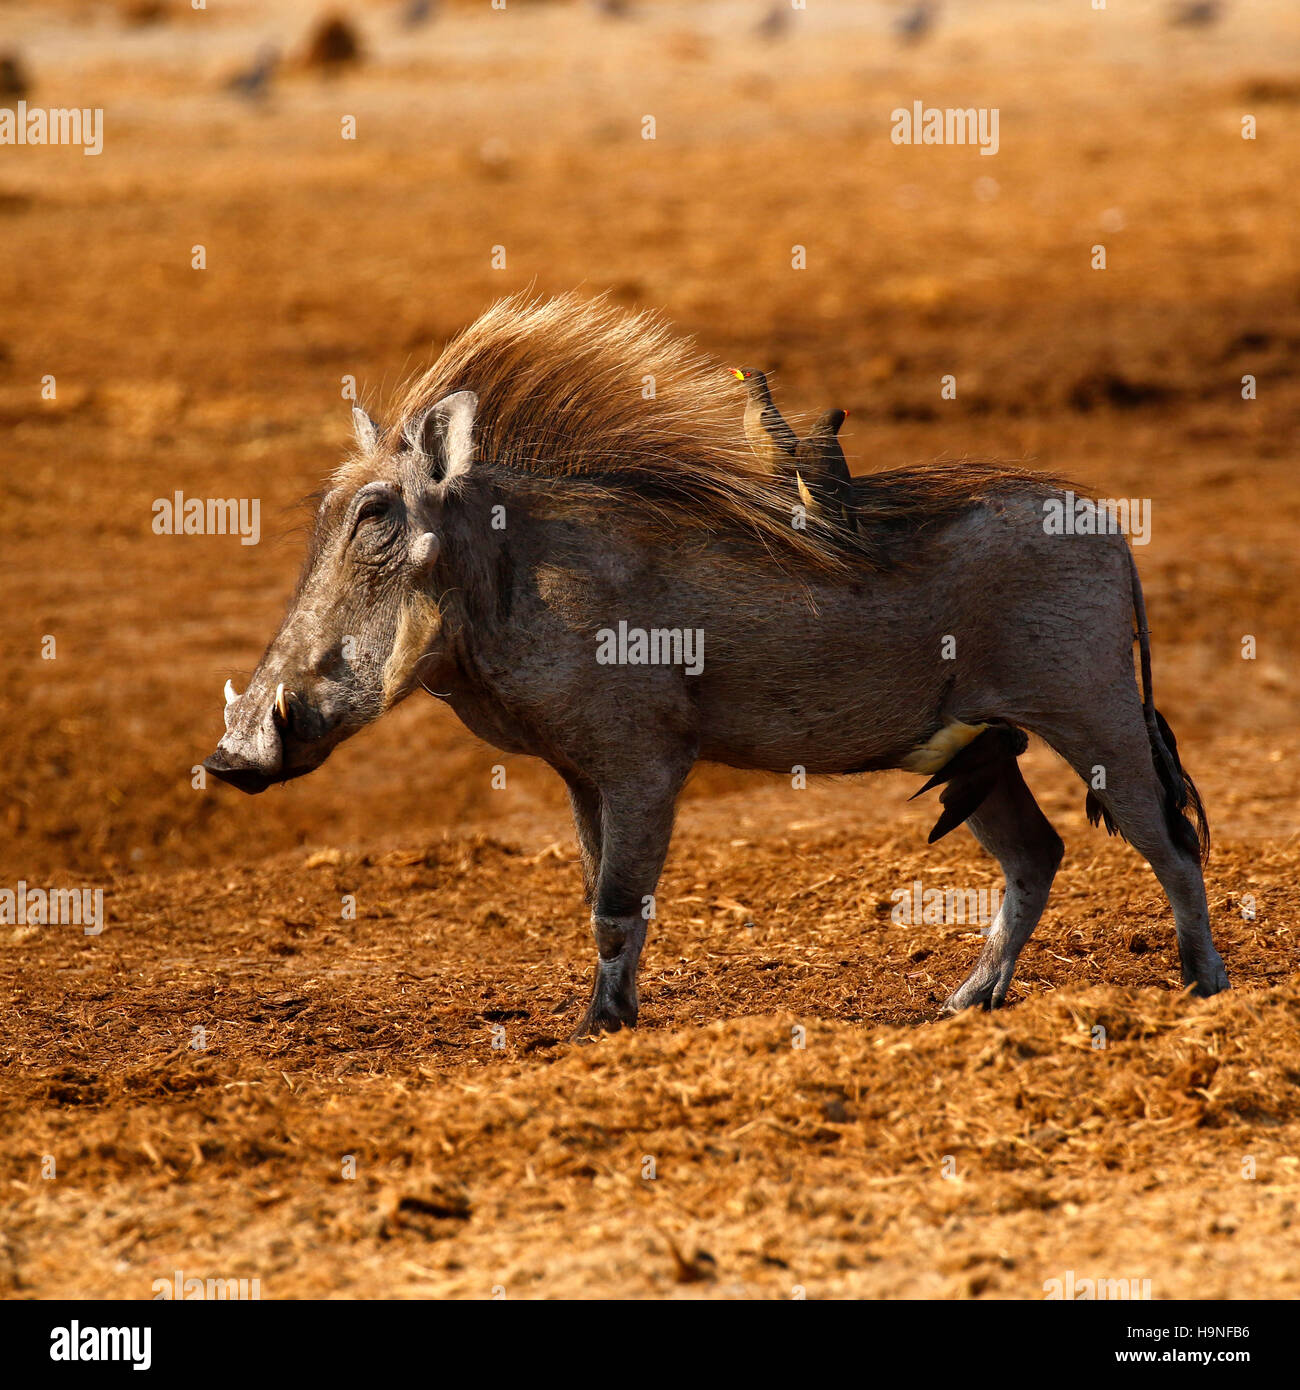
[1085,547,1210,865]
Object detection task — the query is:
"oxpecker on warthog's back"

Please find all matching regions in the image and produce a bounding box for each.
[204,292,1227,1038]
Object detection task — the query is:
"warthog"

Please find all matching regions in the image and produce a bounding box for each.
[204,294,1228,1036]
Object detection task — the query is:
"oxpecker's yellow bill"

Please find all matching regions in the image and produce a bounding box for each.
[901,718,991,776]
[731,368,747,380]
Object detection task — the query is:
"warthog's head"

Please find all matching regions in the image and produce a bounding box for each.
[203,391,476,794]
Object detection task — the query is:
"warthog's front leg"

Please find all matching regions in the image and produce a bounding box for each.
[577,915,648,1039]
[571,758,690,1040]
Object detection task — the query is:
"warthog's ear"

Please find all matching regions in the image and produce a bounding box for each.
[404,390,478,483]
[352,406,381,453]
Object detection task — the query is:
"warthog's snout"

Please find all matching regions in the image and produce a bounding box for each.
[204,679,341,795]
[202,741,280,795]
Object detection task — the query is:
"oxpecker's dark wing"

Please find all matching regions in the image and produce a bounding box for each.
[910,724,1029,843]
[734,368,798,463]
[761,402,799,457]
[796,409,857,528]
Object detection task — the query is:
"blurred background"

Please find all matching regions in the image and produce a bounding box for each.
[4,0,1300,1306]
[1,0,1297,879]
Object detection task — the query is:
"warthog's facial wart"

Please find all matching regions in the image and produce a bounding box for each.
[203,393,473,794]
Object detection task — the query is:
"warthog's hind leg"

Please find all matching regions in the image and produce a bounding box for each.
[1046,711,1228,997]
[943,759,1064,1012]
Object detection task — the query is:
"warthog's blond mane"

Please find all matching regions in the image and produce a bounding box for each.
[373,292,1066,573]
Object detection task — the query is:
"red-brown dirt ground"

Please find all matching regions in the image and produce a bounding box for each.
[0,0,1297,1299]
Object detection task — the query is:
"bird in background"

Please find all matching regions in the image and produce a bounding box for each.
[1168,1,1222,27]
[795,409,858,534]
[894,1,939,47]
[732,368,799,475]
[756,4,790,41]
[225,45,279,100]
[401,0,439,29]
[0,51,29,102]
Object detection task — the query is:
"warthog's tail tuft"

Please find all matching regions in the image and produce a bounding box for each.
[1084,709,1209,866]
[1149,706,1211,865]
[1090,547,1211,865]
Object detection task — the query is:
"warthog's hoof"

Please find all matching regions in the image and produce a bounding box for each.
[572,930,643,1040]
[570,998,638,1042]
[1183,953,1230,998]
[942,969,1012,1014]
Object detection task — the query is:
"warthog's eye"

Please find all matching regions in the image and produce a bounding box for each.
[349,485,398,545]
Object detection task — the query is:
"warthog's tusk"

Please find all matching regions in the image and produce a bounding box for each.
[274,683,289,723]
[224,679,239,706]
